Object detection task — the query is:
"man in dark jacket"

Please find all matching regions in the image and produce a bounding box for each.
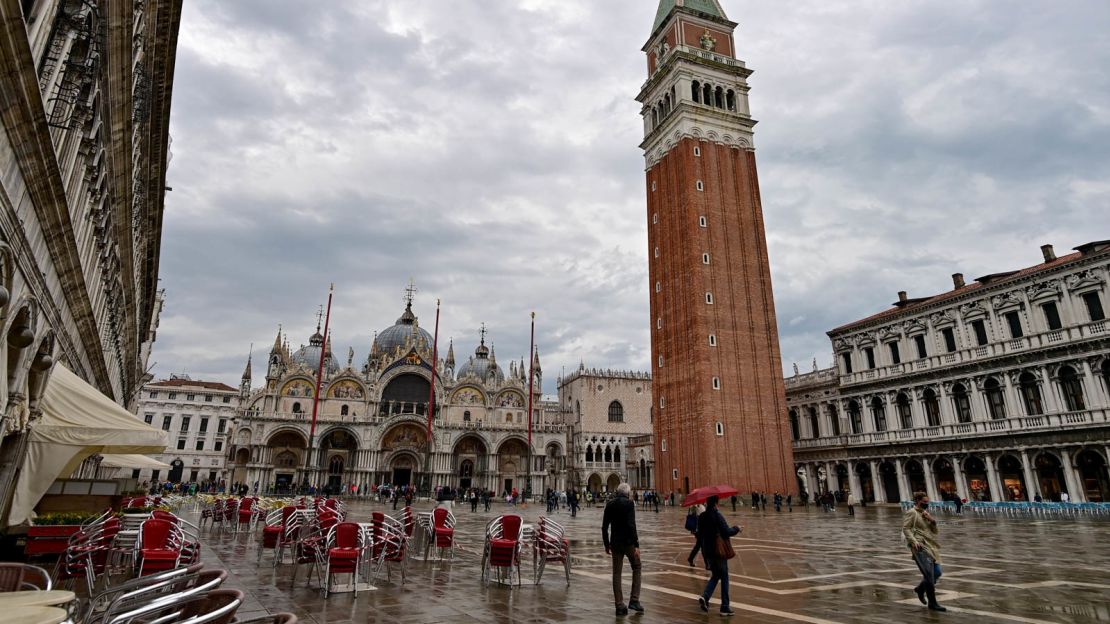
[697,495,740,616]
[602,483,643,616]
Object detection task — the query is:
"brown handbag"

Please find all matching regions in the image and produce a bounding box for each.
[714,533,736,560]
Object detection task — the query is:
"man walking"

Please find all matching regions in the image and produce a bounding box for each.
[569,489,579,517]
[847,491,856,516]
[903,492,946,612]
[603,483,644,616]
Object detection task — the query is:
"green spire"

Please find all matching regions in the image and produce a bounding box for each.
[653,0,726,33]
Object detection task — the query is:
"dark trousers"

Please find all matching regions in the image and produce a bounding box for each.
[913,549,943,603]
[688,538,701,563]
[848,504,855,516]
[610,545,641,607]
[702,558,730,609]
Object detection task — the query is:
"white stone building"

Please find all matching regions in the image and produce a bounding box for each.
[558,365,654,494]
[133,376,239,485]
[788,241,1110,503]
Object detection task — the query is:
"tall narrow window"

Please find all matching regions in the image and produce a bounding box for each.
[696,180,704,191]
[162,416,171,431]
[808,408,820,438]
[608,401,625,422]
[828,404,840,436]
[698,216,707,227]
[864,347,876,369]
[656,318,663,329]
[694,146,701,157]
[711,377,720,390]
[708,334,717,346]
[896,393,913,429]
[848,401,862,434]
[914,334,927,359]
[715,422,724,436]
[702,253,710,264]
[655,281,661,293]
[1042,302,1062,330]
[923,389,941,426]
[180,416,190,432]
[652,213,657,224]
[789,411,799,441]
[971,319,988,346]
[870,397,887,431]
[199,418,209,433]
[941,327,957,352]
[1083,292,1106,321]
[705,292,714,304]
[340,404,349,416]
[658,355,664,367]
[984,378,1006,419]
[1019,372,1043,415]
[952,384,972,423]
[654,247,659,258]
[1058,366,1086,411]
[888,342,901,365]
[840,352,853,374]
[1004,311,1024,338]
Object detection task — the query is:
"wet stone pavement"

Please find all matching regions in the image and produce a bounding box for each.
[193,499,1110,624]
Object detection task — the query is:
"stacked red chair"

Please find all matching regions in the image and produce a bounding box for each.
[152,510,202,565]
[136,518,184,576]
[424,507,456,562]
[483,514,524,586]
[259,506,297,564]
[290,518,325,587]
[237,497,256,533]
[400,506,416,559]
[533,516,571,585]
[322,522,363,597]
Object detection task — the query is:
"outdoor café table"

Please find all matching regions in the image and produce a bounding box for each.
[0,605,68,624]
[0,589,76,608]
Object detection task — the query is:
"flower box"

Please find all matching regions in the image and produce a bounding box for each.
[24,525,81,555]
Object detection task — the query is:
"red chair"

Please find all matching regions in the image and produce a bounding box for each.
[152,510,202,565]
[260,506,297,564]
[371,513,407,585]
[237,497,256,533]
[136,518,184,576]
[290,519,324,588]
[400,507,416,559]
[424,507,456,562]
[482,514,523,586]
[533,516,571,585]
[323,522,363,597]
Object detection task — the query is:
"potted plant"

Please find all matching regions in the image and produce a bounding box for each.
[25,511,101,555]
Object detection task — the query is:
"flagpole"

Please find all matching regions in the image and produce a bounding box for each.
[306,283,333,489]
[424,299,440,495]
[526,311,535,503]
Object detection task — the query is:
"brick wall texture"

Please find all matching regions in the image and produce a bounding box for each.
[647,138,797,496]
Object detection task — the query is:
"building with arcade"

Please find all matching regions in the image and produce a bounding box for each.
[227,293,568,496]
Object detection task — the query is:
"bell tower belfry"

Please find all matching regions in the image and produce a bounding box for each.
[640,0,795,495]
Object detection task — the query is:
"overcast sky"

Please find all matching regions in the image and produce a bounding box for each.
[152,0,1110,392]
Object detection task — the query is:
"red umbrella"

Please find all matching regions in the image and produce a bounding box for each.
[682,485,739,507]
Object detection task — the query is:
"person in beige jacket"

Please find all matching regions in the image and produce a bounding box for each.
[902,491,946,612]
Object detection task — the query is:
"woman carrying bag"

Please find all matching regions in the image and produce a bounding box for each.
[697,495,741,616]
[685,503,705,566]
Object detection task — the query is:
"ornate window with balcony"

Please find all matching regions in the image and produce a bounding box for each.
[828,403,840,436]
[952,384,973,423]
[848,401,863,434]
[922,389,941,427]
[1058,365,1086,411]
[896,393,913,429]
[1019,372,1044,415]
[789,410,799,441]
[870,397,887,431]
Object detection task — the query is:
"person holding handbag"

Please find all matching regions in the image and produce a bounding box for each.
[903,491,946,612]
[697,495,741,616]
[686,503,705,566]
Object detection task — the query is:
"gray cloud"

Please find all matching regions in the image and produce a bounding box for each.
[153,0,1110,389]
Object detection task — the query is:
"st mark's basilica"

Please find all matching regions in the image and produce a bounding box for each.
[226,289,567,495]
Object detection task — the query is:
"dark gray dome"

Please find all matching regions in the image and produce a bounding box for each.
[374,303,433,355]
[456,342,504,383]
[292,332,340,374]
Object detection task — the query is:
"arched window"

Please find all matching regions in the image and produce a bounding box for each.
[463,410,471,421]
[848,401,863,434]
[702,83,712,105]
[1058,366,1086,411]
[714,86,724,108]
[1019,372,1043,415]
[328,456,343,475]
[608,401,624,423]
[604,446,613,463]
[808,407,820,438]
[340,404,349,416]
[726,89,735,111]
[585,445,594,462]
[692,80,701,103]
[984,378,1006,419]
[828,403,840,436]
[896,393,913,429]
[952,384,973,423]
[923,389,941,426]
[614,447,621,463]
[788,410,799,441]
[292,402,302,414]
[870,397,887,431]
[652,107,659,127]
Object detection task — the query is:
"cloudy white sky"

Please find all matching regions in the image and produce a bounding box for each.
[153,0,1110,392]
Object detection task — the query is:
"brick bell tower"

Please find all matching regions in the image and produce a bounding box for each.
[640,0,795,496]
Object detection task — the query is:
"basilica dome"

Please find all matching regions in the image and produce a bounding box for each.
[291,331,340,375]
[456,340,504,383]
[374,303,433,355]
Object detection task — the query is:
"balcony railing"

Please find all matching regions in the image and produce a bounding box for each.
[839,320,1107,386]
[793,407,1109,451]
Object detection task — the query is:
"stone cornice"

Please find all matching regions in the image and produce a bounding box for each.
[641,106,755,169]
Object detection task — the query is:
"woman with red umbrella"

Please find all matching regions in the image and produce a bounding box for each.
[696,495,741,616]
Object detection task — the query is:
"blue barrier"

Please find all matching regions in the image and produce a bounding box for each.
[898,500,1110,517]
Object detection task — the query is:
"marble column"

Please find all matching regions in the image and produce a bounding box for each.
[869,459,885,503]
[803,464,818,499]
[937,385,955,425]
[894,459,910,503]
[984,454,1004,502]
[1020,449,1039,500]
[1040,366,1062,413]
[1060,448,1085,502]
[1003,374,1024,418]
[951,456,969,502]
[848,460,863,500]
[825,461,839,493]
[921,457,941,502]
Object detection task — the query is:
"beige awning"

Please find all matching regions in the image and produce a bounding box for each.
[7,364,168,526]
[99,454,170,470]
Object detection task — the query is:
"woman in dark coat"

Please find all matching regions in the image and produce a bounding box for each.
[697,495,740,616]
